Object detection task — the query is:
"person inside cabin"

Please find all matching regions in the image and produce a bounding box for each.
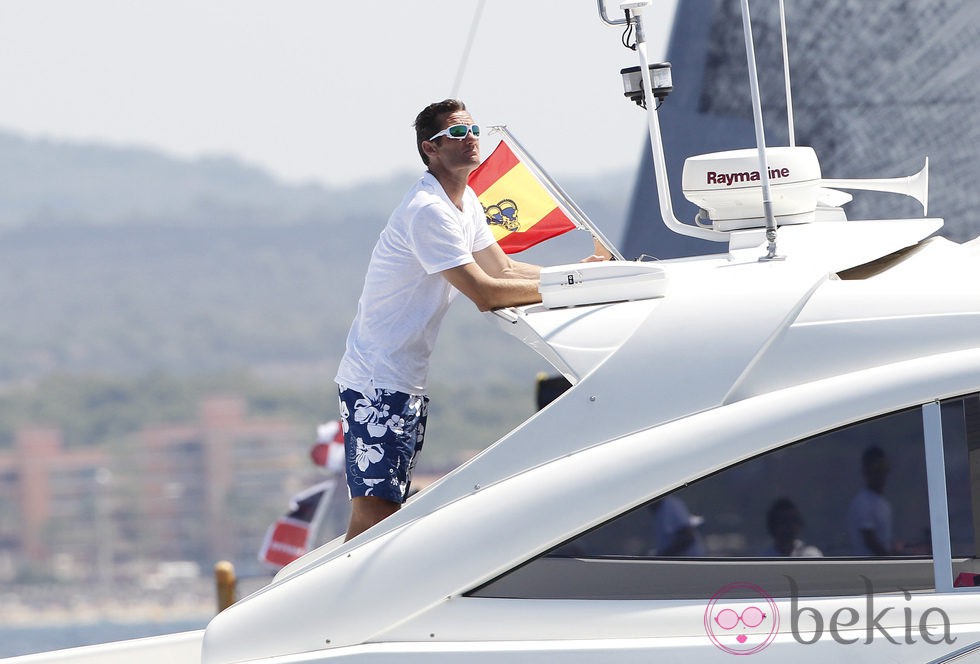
[847,445,898,556]
[649,495,706,556]
[334,99,607,541]
[760,497,822,557]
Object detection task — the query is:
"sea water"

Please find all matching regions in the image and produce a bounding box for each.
[0,619,209,658]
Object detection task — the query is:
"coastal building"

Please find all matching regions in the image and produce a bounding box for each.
[0,396,308,583]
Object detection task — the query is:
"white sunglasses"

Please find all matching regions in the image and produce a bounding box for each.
[428,124,481,141]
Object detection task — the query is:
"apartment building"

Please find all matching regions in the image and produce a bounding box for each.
[0,396,310,583]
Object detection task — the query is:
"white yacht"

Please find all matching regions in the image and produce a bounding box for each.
[8,0,980,662]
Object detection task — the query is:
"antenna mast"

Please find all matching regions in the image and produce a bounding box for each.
[779,0,796,147]
[740,0,782,261]
[620,1,726,243]
[451,0,486,98]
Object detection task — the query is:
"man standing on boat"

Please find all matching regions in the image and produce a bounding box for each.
[847,445,896,556]
[334,99,553,541]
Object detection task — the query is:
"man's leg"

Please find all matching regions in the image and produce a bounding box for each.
[338,385,429,541]
[345,496,400,541]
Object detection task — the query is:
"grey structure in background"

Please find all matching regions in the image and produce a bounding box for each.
[621,0,980,260]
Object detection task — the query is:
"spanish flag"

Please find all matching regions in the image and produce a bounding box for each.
[468,141,577,254]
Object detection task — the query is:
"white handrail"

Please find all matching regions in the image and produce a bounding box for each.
[630,2,728,243]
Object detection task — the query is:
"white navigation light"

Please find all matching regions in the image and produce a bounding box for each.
[682,146,821,231]
[621,62,672,107]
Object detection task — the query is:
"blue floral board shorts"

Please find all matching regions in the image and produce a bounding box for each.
[338,385,429,504]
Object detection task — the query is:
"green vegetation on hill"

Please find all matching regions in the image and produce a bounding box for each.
[0,371,307,448]
[0,128,630,462]
[0,369,538,465]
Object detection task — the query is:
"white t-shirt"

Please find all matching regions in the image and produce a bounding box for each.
[847,487,893,555]
[335,172,496,395]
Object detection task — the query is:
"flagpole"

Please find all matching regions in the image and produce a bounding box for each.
[490,126,625,261]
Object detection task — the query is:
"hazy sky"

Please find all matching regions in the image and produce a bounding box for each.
[0,0,677,188]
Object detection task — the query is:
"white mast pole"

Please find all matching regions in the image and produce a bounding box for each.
[451,0,486,99]
[627,1,727,243]
[739,0,782,260]
[779,0,796,147]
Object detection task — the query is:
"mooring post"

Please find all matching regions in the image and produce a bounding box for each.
[214,560,237,613]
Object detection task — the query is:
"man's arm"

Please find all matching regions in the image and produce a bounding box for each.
[441,260,541,312]
[446,240,611,312]
[474,236,611,279]
[473,242,541,280]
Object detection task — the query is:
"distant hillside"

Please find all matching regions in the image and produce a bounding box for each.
[0,129,416,228]
[0,129,631,231]
[0,128,633,459]
[0,129,632,387]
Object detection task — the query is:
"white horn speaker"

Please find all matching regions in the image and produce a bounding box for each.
[822,158,929,216]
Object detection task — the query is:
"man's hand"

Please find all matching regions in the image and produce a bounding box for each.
[581,237,613,262]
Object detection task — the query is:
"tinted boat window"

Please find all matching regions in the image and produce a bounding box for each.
[553,407,930,559]
[473,397,980,600]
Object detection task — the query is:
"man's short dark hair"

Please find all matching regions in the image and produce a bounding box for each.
[862,445,886,468]
[766,497,802,533]
[414,99,467,166]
